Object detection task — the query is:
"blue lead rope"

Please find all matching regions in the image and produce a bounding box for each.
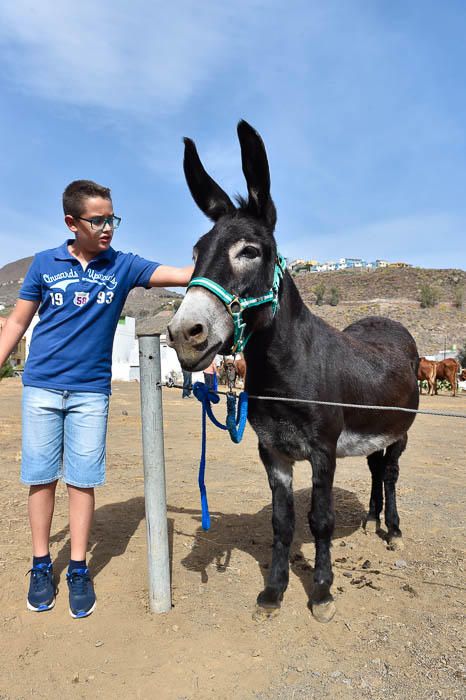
[225,392,249,444]
[192,381,248,530]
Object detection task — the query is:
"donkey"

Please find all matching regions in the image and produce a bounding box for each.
[168,121,420,622]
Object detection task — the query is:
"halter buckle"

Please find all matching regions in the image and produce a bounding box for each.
[226,297,242,317]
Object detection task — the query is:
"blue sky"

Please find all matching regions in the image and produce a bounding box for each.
[0,0,465,270]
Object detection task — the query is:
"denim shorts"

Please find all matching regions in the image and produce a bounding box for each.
[21,386,109,488]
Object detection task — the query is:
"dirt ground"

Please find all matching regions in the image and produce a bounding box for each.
[0,378,464,699]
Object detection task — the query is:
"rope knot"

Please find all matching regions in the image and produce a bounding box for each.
[193,381,220,405]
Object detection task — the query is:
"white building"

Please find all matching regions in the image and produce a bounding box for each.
[112,317,140,381]
[425,350,458,362]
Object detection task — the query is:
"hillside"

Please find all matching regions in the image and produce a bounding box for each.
[294,266,465,304]
[293,267,466,356]
[0,256,33,285]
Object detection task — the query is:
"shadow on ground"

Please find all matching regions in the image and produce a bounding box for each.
[174,486,365,598]
[49,497,160,579]
[47,486,364,601]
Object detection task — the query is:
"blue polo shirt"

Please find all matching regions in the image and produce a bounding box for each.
[19,240,160,395]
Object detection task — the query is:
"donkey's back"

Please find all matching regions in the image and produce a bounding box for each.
[339,314,419,404]
[343,315,419,365]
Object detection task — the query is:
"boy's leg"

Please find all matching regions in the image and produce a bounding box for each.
[27,482,58,611]
[182,370,192,397]
[28,481,58,556]
[203,372,214,390]
[21,387,64,612]
[67,485,95,561]
[63,391,108,617]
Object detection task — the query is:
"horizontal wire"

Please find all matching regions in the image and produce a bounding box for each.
[164,383,466,420]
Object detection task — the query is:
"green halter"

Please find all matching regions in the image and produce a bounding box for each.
[187,253,286,354]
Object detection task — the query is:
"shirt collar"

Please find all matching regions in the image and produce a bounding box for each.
[54,240,115,263]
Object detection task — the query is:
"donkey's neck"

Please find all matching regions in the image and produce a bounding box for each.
[244,271,312,376]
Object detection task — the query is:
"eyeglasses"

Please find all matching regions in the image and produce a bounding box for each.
[75,215,122,230]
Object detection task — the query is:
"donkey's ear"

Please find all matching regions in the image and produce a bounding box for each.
[237,120,277,230]
[183,138,235,222]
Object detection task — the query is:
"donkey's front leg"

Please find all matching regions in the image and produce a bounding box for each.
[308,445,336,623]
[256,443,295,612]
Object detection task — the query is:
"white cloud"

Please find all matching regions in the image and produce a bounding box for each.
[0,1,235,115]
[1,1,465,275]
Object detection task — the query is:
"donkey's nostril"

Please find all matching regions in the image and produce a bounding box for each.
[167,325,174,343]
[189,323,204,338]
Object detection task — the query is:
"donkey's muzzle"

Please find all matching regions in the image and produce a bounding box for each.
[167,318,209,351]
[167,286,234,369]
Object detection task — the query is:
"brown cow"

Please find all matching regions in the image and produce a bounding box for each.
[234,356,247,381]
[417,357,437,395]
[434,358,460,397]
[460,368,466,382]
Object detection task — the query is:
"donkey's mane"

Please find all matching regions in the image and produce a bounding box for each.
[232,194,277,238]
[234,194,248,209]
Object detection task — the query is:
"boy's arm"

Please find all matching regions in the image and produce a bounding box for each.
[148,265,194,288]
[0,299,39,368]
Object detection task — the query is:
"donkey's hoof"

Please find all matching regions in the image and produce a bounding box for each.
[363,516,381,534]
[252,604,280,621]
[311,597,336,624]
[387,536,404,551]
[254,588,282,619]
[256,587,283,608]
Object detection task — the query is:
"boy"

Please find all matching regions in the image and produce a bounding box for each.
[0,180,193,618]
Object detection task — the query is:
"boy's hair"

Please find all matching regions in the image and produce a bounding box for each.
[63,180,112,218]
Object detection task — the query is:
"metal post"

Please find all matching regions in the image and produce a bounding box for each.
[138,334,171,613]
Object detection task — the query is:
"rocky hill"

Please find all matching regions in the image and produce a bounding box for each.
[293,267,466,356]
[0,256,33,285]
[1,256,465,355]
[294,266,465,304]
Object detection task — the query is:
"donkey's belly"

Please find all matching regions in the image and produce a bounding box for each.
[336,430,401,458]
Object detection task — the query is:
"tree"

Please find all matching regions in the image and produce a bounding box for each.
[314,283,326,306]
[458,342,466,367]
[329,287,340,306]
[419,284,439,308]
[0,361,14,379]
[453,286,464,309]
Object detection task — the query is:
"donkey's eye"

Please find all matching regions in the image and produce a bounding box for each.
[240,246,260,259]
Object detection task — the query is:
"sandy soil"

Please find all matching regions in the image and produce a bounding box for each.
[0,378,464,699]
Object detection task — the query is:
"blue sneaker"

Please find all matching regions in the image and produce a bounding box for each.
[27,563,55,612]
[66,567,96,618]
